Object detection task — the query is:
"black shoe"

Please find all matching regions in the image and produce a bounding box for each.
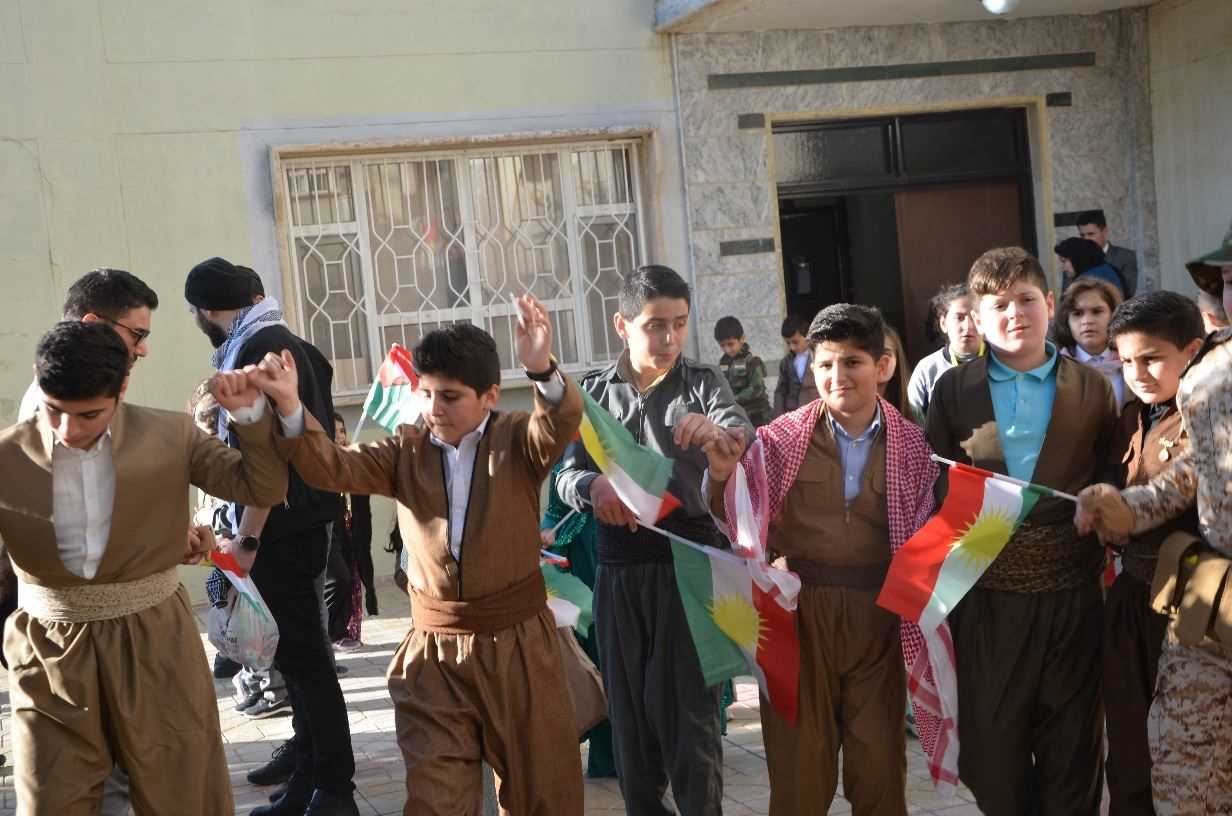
[248,778,311,816]
[303,789,360,816]
[267,782,288,803]
[365,593,379,617]
[247,739,297,786]
[213,654,242,679]
[334,664,349,676]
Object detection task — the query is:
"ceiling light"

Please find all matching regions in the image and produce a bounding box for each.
[981,0,1021,14]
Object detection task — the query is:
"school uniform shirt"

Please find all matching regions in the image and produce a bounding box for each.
[830,405,882,506]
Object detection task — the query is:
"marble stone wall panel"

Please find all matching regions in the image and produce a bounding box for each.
[691,226,781,276]
[684,131,768,184]
[689,181,773,230]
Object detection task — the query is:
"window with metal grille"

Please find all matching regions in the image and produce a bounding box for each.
[278,140,645,399]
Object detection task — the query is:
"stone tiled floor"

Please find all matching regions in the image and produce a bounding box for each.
[0,580,985,815]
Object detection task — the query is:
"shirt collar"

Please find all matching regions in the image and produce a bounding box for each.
[1074,344,1111,364]
[828,402,883,443]
[429,412,491,452]
[52,426,113,457]
[987,341,1059,383]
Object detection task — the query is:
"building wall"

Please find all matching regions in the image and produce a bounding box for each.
[673,8,1158,362]
[1149,0,1232,290]
[0,0,681,599]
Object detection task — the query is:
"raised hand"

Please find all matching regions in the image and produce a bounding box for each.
[210,369,261,414]
[702,427,747,482]
[514,293,553,375]
[1074,483,1134,538]
[248,350,301,417]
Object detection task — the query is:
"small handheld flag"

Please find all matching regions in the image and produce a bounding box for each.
[358,344,423,435]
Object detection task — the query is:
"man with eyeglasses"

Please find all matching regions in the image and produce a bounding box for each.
[18,268,157,421]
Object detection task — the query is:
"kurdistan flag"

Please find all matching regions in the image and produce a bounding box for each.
[671,538,800,724]
[877,461,1054,632]
[542,564,593,635]
[361,344,422,434]
[577,391,680,522]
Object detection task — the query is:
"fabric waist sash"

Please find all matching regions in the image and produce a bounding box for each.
[978,520,1102,592]
[787,558,889,590]
[20,567,180,624]
[410,570,547,635]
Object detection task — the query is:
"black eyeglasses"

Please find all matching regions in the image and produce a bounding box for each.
[106,318,151,343]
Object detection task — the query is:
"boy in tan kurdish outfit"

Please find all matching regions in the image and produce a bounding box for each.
[705,304,939,816]
[0,321,288,816]
[244,294,585,816]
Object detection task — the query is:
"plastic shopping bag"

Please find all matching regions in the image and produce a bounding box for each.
[207,551,279,670]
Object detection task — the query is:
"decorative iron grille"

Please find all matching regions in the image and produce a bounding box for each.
[280,141,645,398]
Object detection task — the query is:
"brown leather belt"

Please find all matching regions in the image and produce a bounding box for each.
[787,559,889,591]
[410,570,547,635]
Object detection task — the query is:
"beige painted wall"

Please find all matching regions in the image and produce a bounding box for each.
[0,0,678,601]
[1149,0,1232,292]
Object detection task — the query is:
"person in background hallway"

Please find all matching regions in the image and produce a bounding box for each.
[878,324,912,421]
[714,316,771,427]
[326,411,374,650]
[1056,236,1127,296]
[1077,209,1139,297]
[774,314,820,418]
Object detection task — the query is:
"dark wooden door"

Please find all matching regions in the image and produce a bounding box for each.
[893,180,1024,363]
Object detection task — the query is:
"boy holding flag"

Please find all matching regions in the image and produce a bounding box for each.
[705,304,941,815]
[555,265,753,815]
[925,247,1117,814]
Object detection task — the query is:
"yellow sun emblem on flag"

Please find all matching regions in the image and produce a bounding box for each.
[710,594,763,650]
[950,509,1015,569]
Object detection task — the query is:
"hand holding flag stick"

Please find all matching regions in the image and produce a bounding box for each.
[512,292,553,375]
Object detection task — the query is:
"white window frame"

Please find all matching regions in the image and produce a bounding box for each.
[273,137,649,403]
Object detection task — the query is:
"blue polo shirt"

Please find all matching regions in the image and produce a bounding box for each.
[986,342,1059,483]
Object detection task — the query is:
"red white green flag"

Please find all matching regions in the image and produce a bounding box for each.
[671,536,801,724]
[577,391,680,523]
[878,461,1052,632]
[360,344,422,435]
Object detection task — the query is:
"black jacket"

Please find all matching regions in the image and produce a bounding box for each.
[229,324,342,543]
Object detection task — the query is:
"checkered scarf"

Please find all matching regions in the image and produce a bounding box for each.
[726,397,960,791]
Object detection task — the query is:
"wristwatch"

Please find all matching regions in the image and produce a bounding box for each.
[237,535,261,553]
[524,358,559,382]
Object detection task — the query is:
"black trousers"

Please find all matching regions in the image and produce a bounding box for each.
[594,562,724,816]
[323,527,353,643]
[251,525,355,795]
[950,583,1105,816]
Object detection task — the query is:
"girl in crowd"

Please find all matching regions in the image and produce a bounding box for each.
[1055,277,1128,409]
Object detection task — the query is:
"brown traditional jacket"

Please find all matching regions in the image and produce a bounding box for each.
[926,354,1118,589]
[1114,400,1199,581]
[278,382,583,618]
[0,404,288,589]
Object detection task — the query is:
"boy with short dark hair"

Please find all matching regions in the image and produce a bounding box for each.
[926,247,1117,814]
[556,264,753,815]
[1100,291,1204,814]
[255,295,586,816]
[714,315,771,426]
[773,314,819,417]
[706,303,939,816]
[0,321,288,814]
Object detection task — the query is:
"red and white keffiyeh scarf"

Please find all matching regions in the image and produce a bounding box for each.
[723,398,960,790]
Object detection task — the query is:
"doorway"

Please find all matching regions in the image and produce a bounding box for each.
[774,108,1036,365]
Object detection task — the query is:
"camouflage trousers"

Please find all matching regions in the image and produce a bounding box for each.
[1148,628,1232,815]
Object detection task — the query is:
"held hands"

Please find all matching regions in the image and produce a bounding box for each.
[209,369,262,414]
[246,350,301,417]
[702,427,747,483]
[589,475,639,532]
[673,413,729,451]
[1074,483,1135,539]
[183,525,216,566]
[514,293,553,375]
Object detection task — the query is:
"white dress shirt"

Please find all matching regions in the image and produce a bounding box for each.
[429,376,565,561]
[52,431,116,579]
[45,396,272,581]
